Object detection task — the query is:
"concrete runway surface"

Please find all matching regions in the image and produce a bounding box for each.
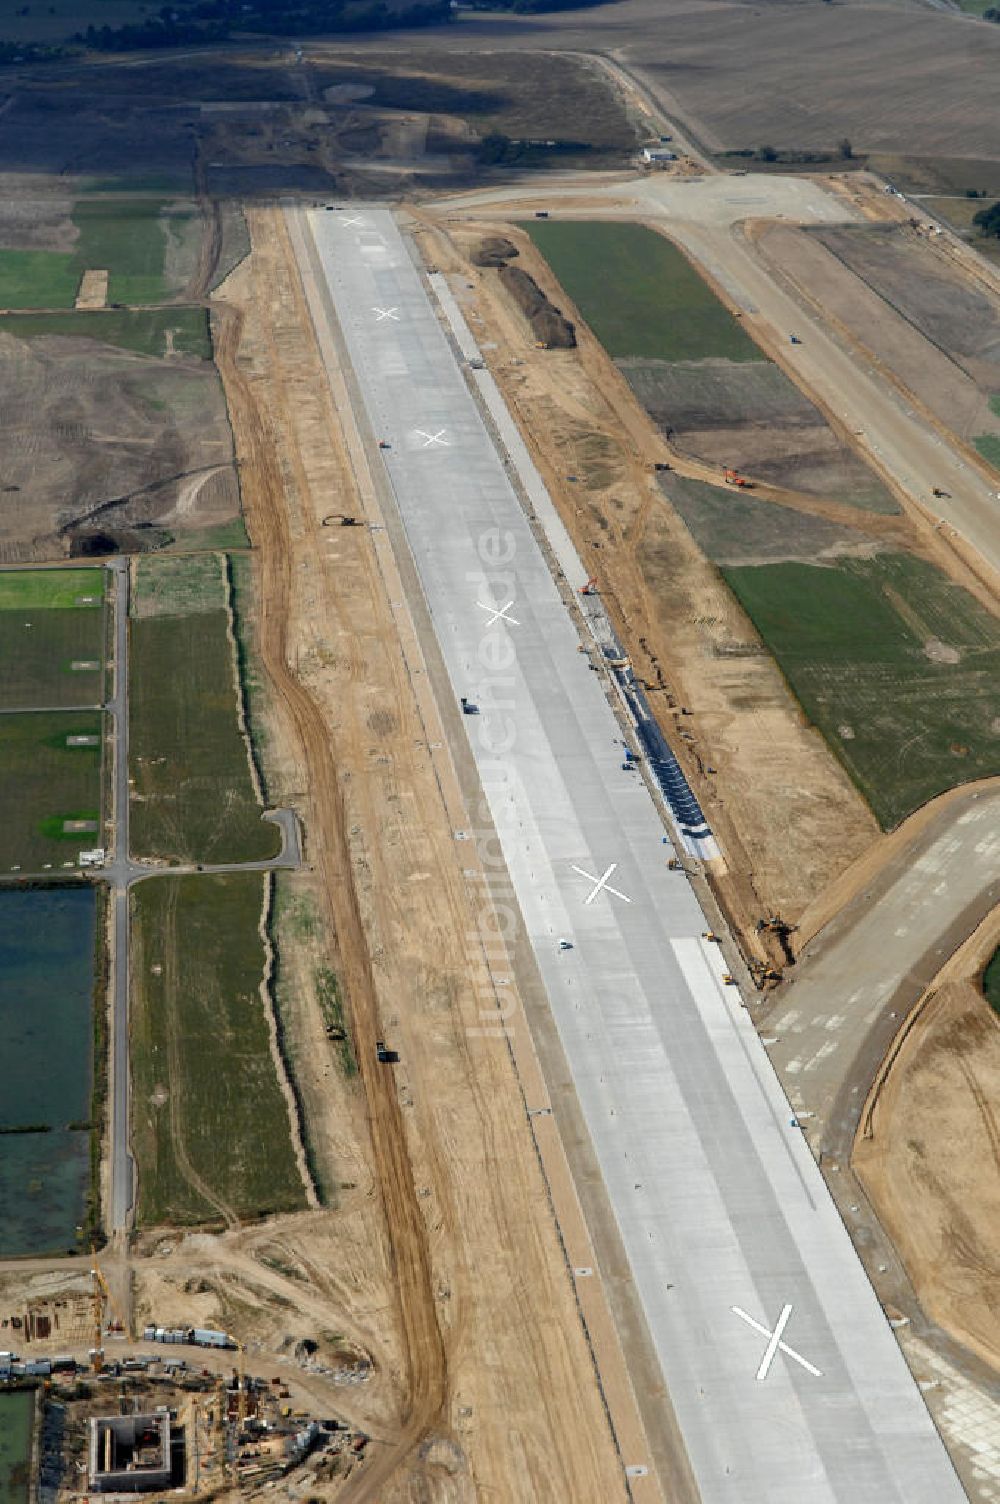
[300,204,967,1504]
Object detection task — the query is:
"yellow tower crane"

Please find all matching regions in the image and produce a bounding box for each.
[90,1265,110,1373]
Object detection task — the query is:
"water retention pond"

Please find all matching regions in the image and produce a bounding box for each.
[0,885,97,1257]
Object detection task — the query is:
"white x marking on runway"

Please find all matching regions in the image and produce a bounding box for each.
[731,1304,822,1380]
[571,863,631,906]
[372,306,400,322]
[416,429,449,448]
[477,600,519,629]
[343,216,364,227]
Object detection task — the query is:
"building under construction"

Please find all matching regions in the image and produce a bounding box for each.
[88,1412,172,1493]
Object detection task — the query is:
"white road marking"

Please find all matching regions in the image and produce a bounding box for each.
[732,1304,822,1380]
[343,215,364,227]
[373,306,400,321]
[416,428,449,448]
[571,862,631,906]
[477,599,520,628]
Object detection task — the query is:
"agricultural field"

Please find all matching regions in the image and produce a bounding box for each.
[525,221,893,508]
[130,872,307,1228]
[0,567,105,712]
[723,553,1000,829]
[0,315,237,562]
[314,49,641,164]
[0,199,201,309]
[0,251,79,310]
[0,710,103,872]
[0,307,210,358]
[129,554,281,866]
[628,6,1000,162]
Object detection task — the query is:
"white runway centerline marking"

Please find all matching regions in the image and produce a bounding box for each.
[373,306,400,321]
[477,599,520,629]
[572,862,631,906]
[415,428,449,448]
[732,1304,822,1380]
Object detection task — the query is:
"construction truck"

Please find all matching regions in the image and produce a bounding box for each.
[460,697,480,716]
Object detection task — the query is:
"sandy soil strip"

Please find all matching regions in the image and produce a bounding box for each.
[75,269,108,309]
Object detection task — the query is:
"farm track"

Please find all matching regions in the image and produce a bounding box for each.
[211,282,447,1500]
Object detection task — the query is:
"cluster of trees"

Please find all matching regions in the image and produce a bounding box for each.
[465,0,619,10]
[973,202,1000,238]
[0,37,75,61]
[982,6,999,19]
[76,0,451,51]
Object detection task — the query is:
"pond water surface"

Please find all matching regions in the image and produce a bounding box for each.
[0,886,96,1255]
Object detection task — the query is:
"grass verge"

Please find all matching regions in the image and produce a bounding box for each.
[130,872,307,1227]
[522,221,763,361]
[983,948,1000,1013]
[974,434,1000,470]
[723,553,1000,828]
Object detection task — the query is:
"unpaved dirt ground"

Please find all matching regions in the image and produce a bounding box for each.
[0,332,238,561]
[415,213,880,928]
[855,916,1000,1373]
[621,355,896,510]
[204,210,648,1502]
[757,223,1000,451]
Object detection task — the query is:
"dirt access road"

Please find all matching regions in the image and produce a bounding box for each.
[209,207,662,1503]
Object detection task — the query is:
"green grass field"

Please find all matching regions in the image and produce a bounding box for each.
[0,249,80,309]
[0,307,210,359]
[0,567,103,610]
[522,221,763,362]
[129,556,280,865]
[722,553,1000,829]
[975,435,1000,470]
[0,612,104,710]
[132,553,226,619]
[983,948,1000,1013]
[130,873,306,1227]
[0,198,197,308]
[72,198,194,305]
[0,712,102,871]
[0,568,105,709]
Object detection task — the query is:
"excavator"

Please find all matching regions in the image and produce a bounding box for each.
[724,468,753,489]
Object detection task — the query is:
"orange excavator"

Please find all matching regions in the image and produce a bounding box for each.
[724,468,753,489]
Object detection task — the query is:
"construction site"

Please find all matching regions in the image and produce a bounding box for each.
[1,8,1000,1504]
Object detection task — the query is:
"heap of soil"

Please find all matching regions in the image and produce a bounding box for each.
[472,235,519,267]
[498,264,576,349]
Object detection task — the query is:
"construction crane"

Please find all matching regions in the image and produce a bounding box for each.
[236,1343,248,1430]
[90,1264,109,1373]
